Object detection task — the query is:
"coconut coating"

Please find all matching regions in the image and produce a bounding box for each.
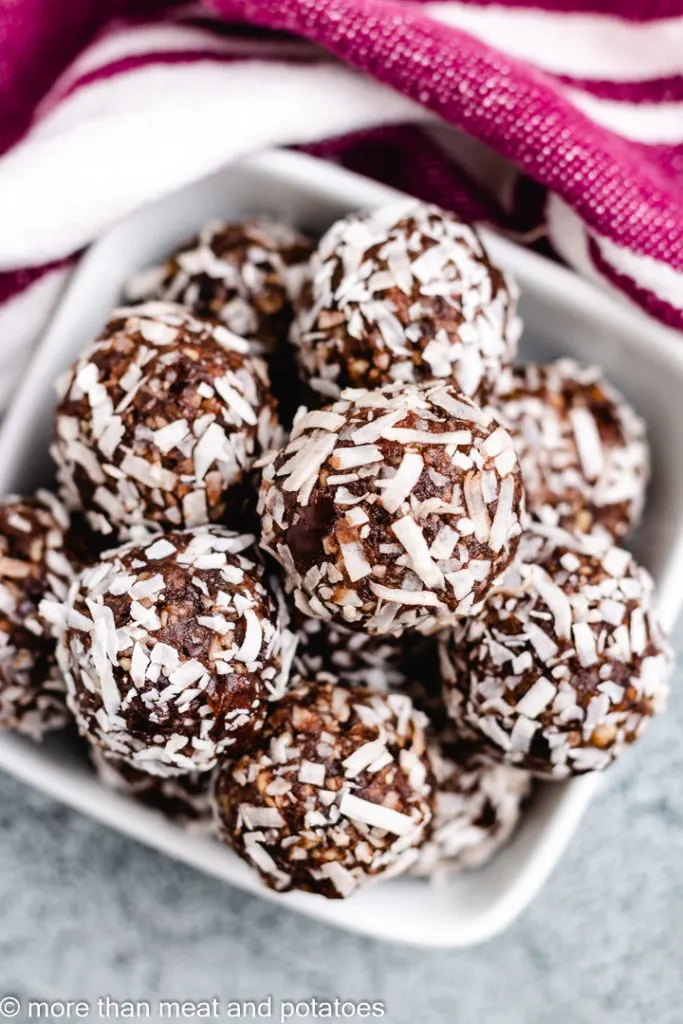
[259,380,525,635]
[0,492,77,739]
[52,302,279,540]
[291,201,520,403]
[91,747,214,835]
[292,612,408,689]
[57,527,292,777]
[292,614,445,699]
[440,526,672,777]
[215,678,435,898]
[492,360,648,540]
[375,660,531,877]
[411,739,530,877]
[126,219,314,355]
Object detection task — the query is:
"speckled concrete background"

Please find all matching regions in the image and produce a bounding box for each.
[1,627,682,1024]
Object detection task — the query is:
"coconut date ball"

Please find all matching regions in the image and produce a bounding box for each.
[291,201,520,402]
[292,612,443,695]
[52,302,279,541]
[57,527,292,777]
[492,360,648,540]
[126,219,314,356]
[411,740,530,877]
[0,492,77,738]
[440,526,672,777]
[259,380,525,635]
[215,678,435,898]
[374,659,531,877]
[91,747,214,834]
[292,612,409,689]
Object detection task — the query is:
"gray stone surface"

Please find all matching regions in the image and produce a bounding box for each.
[1,629,682,1024]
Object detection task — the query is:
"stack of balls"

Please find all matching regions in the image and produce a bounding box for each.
[0,205,672,900]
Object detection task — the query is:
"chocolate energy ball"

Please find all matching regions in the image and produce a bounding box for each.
[440,526,672,777]
[292,612,443,696]
[52,302,279,541]
[57,527,292,776]
[292,612,409,689]
[411,740,531,877]
[291,201,520,402]
[91,747,214,835]
[0,492,77,738]
[259,380,525,635]
[126,219,314,356]
[215,678,435,898]
[370,657,531,877]
[492,360,648,540]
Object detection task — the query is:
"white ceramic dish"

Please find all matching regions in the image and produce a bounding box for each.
[1,150,682,949]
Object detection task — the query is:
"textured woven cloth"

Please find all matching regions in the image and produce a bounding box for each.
[1,0,682,409]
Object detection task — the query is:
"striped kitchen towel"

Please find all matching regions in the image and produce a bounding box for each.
[0,0,682,408]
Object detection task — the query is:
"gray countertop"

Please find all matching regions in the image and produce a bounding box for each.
[1,628,682,1024]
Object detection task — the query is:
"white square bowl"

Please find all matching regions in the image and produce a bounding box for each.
[1,150,682,949]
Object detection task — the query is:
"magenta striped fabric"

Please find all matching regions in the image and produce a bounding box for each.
[1,0,683,397]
